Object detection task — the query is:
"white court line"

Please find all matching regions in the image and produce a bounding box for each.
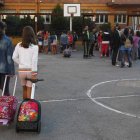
[94,94,140,100]
[18,98,87,104]
[86,79,140,119]
[41,98,85,103]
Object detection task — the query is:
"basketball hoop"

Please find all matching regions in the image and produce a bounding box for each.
[64,4,81,31]
[64,4,81,17]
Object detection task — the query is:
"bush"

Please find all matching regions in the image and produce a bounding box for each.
[5,16,21,36]
[4,15,44,36]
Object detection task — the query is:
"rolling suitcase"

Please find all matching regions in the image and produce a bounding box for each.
[0,75,18,125]
[16,78,43,133]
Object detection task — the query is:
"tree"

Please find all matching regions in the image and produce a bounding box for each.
[19,15,34,34]
[4,15,44,36]
[72,17,83,35]
[37,16,44,31]
[51,4,69,35]
[5,16,21,36]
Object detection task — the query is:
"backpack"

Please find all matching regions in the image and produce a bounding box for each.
[63,48,71,57]
[124,36,132,48]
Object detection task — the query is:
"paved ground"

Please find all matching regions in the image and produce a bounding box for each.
[1,50,140,140]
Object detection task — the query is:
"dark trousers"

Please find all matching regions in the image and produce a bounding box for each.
[0,74,10,96]
[138,47,140,59]
[112,47,119,65]
[89,42,94,56]
[60,44,66,53]
[83,41,89,57]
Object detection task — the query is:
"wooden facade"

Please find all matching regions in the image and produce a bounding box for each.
[1,0,140,29]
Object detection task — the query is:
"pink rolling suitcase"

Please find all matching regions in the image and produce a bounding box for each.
[0,75,18,125]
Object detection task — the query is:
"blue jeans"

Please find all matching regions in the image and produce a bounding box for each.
[121,49,132,67]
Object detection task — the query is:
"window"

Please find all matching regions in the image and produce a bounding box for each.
[20,10,35,13]
[138,17,140,25]
[96,14,108,24]
[81,10,93,13]
[114,15,127,24]
[1,9,16,13]
[40,10,52,24]
[40,10,52,14]
[96,10,109,24]
[45,15,51,24]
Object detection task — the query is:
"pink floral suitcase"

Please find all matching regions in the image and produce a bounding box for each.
[16,78,43,133]
[0,75,18,125]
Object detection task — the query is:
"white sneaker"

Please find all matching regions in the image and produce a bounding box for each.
[115,64,120,67]
[125,62,129,66]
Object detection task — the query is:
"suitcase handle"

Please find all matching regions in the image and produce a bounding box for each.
[25,78,44,99]
[25,78,44,83]
[2,75,17,96]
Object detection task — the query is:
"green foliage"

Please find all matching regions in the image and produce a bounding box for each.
[51,4,89,36]
[3,15,44,36]
[83,18,92,27]
[72,17,83,35]
[37,16,45,31]
[51,4,69,34]
[19,15,34,34]
[5,16,21,36]
[52,4,63,15]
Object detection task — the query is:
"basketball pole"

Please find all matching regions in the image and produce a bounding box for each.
[70,14,73,32]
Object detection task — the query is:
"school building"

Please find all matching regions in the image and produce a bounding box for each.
[0,0,140,30]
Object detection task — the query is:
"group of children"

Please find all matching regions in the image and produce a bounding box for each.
[37,30,57,55]
[37,30,78,57]
[96,26,140,68]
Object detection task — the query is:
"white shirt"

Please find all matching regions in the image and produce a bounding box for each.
[12,42,38,72]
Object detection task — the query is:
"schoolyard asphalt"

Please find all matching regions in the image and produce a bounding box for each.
[1,50,140,140]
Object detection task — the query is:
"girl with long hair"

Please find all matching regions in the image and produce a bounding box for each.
[12,26,38,99]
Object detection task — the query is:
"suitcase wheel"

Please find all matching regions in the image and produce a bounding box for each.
[16,125,19,133]
[37,121,41,133]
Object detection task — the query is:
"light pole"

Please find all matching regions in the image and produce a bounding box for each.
[35,0,39,34]
[35,0,43,34]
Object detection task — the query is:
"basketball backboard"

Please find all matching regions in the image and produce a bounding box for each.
[64,4,81,17]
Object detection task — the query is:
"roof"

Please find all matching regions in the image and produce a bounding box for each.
[107,0,140,6]
[112,0,140,4]
[3,0,140,4]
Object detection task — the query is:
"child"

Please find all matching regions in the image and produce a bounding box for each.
[63,46,71,58]
[101,30,110,57]
[43,31,49,54]
[50,32,57,55]
[97,30,102,53]
[0,21,15,96]
[12,26,38,99]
